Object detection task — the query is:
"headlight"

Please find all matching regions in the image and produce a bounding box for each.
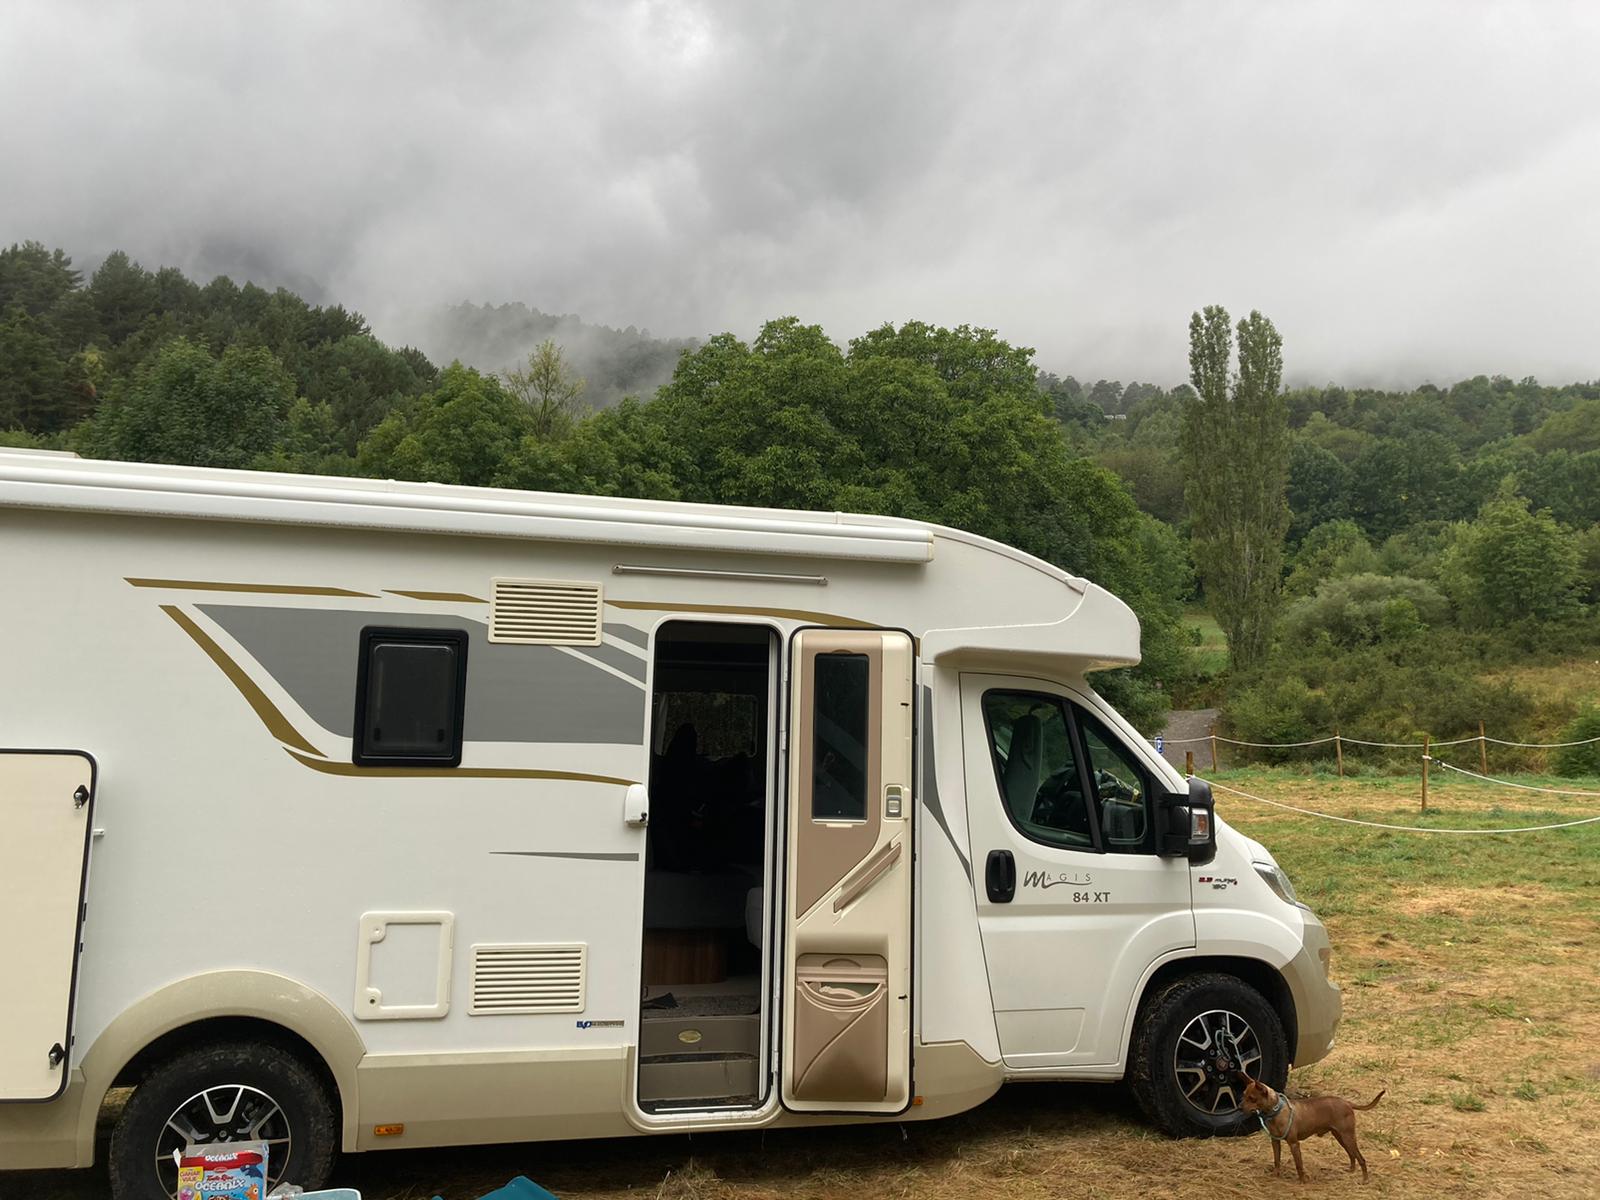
[1253,861,1305,908]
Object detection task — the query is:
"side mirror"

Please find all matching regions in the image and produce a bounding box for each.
[1158,777,1216,865]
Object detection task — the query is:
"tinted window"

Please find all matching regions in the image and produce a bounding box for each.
[981,691,1092,849]
[1077,710,1150,852]
[354,628,468,766]
[812,653,869,820]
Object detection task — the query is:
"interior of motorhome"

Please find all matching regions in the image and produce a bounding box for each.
[638,622,778,1109]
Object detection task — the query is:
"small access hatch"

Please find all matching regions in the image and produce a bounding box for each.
[0,750,96,1102]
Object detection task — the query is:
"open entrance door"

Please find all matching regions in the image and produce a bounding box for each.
[782,629,913,1114]
[0,750,96,1102]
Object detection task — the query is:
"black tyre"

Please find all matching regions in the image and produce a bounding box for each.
[1128,972,1288,1138]
[108,1040,338,1200]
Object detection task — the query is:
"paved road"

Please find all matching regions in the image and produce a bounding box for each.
[1156,707,1226,772]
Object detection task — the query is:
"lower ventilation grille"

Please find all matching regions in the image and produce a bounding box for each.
[470,943,586,1015]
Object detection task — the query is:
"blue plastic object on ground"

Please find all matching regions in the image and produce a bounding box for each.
[430,1177,559,1200]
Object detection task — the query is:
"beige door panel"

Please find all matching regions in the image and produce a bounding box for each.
[0,751,96,1101]
[782,630,913,1114]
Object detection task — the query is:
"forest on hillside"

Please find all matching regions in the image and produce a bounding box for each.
[3,241,1598,758]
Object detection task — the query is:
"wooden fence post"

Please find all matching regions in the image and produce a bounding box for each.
[1479,719,1488,774]
[1335,728,1344,778]
[1421,733,1430,813]
[1209,725,1218,773]
[1185,749,1194,776]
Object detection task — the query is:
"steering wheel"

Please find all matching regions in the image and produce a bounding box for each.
[1095,767,1138,804]
[1032,766,1087,832]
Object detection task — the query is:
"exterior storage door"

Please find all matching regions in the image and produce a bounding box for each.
[781,630,913,1114]
[0,751,96,1101]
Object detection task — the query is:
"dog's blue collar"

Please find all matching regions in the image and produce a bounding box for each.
[1257,1092,1295,1142]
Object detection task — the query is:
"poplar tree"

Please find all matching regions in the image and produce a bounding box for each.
[1181,306,1289,671]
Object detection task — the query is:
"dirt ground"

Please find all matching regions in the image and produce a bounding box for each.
[13,771,1600,1200]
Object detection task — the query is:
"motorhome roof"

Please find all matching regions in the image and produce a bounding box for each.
[0,450,1085,587]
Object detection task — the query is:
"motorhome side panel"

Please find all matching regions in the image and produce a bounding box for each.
[0,505,1028,1162]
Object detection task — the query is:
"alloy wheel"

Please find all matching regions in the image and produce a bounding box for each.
[1172,1007,1262,1115]
[153,1083,291,1198]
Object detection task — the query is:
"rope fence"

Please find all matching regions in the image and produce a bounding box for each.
[1174,723,1600,821]
[1207,777,1600,835]
[1157,720,1600,788]
[1430,759,1600,798]
[1160,732,1600,750]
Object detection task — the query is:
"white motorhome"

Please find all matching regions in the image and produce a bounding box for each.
[0,449,1339,1198]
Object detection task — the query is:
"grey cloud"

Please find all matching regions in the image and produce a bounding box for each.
[2,0,1597,386]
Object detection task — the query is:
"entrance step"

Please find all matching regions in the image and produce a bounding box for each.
[640,1014,759,1058]
[638,1053,759,1103]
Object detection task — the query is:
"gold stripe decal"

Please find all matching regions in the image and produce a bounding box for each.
[160,606,326,757]
[130,578,376,598]
[605,599,877,628]
[286,749,636,786]
[383,590,488,603]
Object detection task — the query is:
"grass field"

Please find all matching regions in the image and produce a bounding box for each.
[17,770,1600,1200]
[1182,608,1230,677]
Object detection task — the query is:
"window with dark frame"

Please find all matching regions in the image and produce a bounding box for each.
[980,689,1158,854]
[353,627,469,767]
[1075,708,1153,853]
[981,690,1094,850]
[811,652,869,821]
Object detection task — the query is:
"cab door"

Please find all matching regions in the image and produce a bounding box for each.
[781,629,913,1113]
[961,676,1193,1070]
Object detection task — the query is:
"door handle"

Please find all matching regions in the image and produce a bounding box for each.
[985,849,1016,904]
[624,782,649,827]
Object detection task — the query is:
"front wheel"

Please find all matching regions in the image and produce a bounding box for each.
[107,1040,338,1200]
[1128,972,1288,1137]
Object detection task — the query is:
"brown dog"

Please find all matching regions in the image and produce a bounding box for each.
[1237,1074,1384,1182]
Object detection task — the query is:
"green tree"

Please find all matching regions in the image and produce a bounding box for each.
[1284,519,1377,598]
[502,339,588,440]
[503,318,1192,728]
[0,305,74,431]
[1446,481,1582,627]
[357,363,530,486]
[0,241,81,318]
[88,250,158,345]
[1180,307,1289,671]
[93,339,293,468]
[1527,399,1600,455]
[301,334,432,449]
[1285,438,1350,542]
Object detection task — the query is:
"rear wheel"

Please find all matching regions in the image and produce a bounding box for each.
[108,1040,337,1200]
[1129,972,1287,1137]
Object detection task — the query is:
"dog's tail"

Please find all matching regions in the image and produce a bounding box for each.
[1351,1089,1385,1111]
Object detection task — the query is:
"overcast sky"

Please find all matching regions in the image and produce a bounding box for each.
[3,1,1598,385]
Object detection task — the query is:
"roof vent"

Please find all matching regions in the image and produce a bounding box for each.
[490,578,603,645]
[470,943,587,1015]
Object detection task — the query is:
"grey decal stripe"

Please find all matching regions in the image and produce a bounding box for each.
[492,851,641,862]
[199,605,646,745]
[921,685,971,881]
[603,623,650,649]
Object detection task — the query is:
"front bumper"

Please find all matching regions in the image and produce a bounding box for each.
[1283,911,1341,1066]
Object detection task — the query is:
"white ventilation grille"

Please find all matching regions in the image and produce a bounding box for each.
[470,943,587,1015]
[489,578,603,645]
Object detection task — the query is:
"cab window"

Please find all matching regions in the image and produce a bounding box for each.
[1077,710,1152,853]
[981,691,1093,849]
